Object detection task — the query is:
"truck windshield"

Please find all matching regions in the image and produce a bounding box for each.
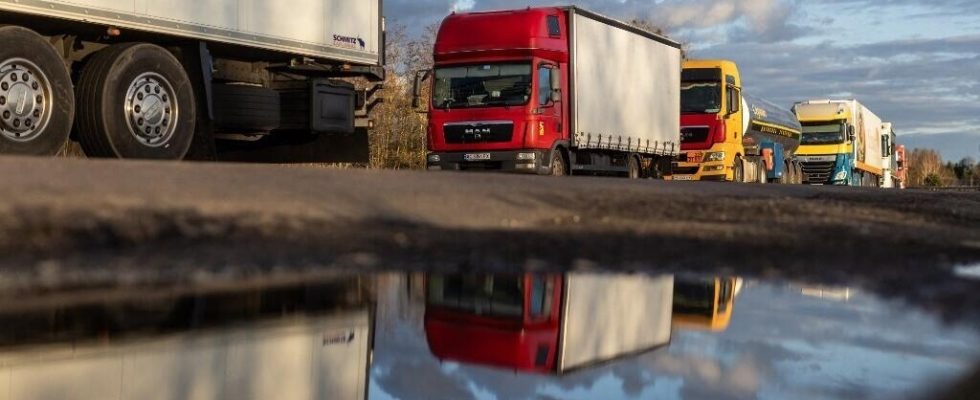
[673,281,714,317]
[432,63,532,109]
[681,82,721,114]
[802,122,846,145]
[426,275,524,318]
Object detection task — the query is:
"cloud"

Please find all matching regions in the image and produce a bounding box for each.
[385,0,807,43]
[690,33,980,150]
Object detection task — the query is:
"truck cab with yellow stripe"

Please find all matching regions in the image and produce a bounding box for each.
[675,60,803,183]
[794,100,886,186]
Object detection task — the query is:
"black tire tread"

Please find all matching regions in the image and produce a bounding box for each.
[75,43,142,158]
[212,84,280,131]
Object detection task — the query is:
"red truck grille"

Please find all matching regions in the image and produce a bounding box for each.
[444,122,514,144]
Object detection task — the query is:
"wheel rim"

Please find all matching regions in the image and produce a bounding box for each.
[0,58,53,143]
[124,72,178,147]
[552,154,565,176]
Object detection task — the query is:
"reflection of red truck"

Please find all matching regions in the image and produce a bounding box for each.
[424,273,673,374]
[417,7,680,177]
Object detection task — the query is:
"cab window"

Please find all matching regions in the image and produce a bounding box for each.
[538,66,553,106]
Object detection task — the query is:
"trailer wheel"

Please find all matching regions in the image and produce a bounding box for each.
[212,83,280,132]
[0,26,74,156]
[627,155,641,179]
[549,149,568,177]
[780,160,791,184]
[76,43,195,159]
[757,160,768,184]
[732,155,745,183]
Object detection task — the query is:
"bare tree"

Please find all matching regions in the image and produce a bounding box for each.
[366,23,438,170]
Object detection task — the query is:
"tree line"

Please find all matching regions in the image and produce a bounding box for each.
[906,148,979,188]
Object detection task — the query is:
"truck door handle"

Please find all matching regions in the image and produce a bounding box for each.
[557,123,562,133]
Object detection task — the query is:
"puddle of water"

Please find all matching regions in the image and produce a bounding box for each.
[0,272,976,400]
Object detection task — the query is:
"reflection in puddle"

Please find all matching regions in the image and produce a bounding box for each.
[954,263,980,280]
[0,273,977,400]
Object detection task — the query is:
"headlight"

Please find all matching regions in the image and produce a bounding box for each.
[705,152,726,162]
[835,170,848,181]
[516,152,537,161]
[427,154,441,163]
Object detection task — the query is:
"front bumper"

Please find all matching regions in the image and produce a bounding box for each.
[670,160,728,182]
[799,155,849,185]
[426,150,550,175]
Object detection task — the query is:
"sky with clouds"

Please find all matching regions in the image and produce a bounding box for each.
[383,0,980,161]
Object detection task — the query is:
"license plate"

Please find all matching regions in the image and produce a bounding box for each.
[463,153,491,161]
[686,152,704,164]
[673,175,695,181]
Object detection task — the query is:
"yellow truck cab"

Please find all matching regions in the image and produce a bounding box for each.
[675,60,802,183]
[794,100,885,186]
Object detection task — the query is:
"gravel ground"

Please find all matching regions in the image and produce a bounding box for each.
[0,155,978,325]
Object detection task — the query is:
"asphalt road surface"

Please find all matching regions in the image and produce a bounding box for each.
[1,155,979,325]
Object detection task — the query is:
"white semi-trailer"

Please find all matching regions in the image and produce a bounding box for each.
[0,0,384,161]
[0,279,374,400]
[0,310,372,400]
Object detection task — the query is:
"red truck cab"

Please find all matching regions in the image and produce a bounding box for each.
[424,274,564,373]
[423,8,570,175]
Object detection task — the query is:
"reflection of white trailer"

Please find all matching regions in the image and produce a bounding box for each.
[0,0,383,161]
[558,274,673,373]
[0,311,371,400]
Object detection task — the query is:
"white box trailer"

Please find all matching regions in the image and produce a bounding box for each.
[557,273,673,373]
[854,101,884,171]
[570,9,681,160]
[0,310,372,400]
[0,0,383,161]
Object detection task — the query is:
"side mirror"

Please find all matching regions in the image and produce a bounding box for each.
[550,70,561,103]
[726,86,740,116]
[847,125,856,141]
[412,69,431,109]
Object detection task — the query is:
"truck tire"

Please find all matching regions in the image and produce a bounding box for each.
[549,149,567,176]
[0,26,74,156]
[75,43,195,159]
[757,160,768,184]
[627,155,640,179]
[780,160,791,184]
[212,83,280,132]
[732,155,745,183]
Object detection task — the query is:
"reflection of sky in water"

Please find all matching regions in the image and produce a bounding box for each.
[369,277,980,400]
